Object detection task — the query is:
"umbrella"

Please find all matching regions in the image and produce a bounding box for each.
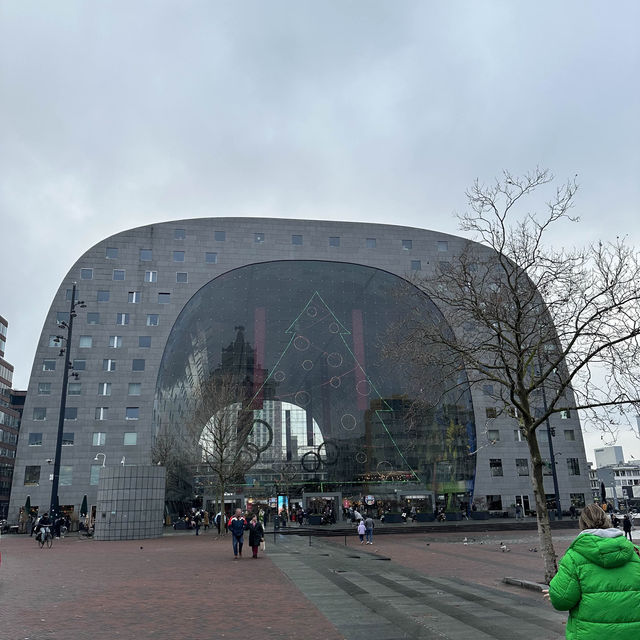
[80,494,88,518]
[600,482,607,505]
[24,495,31,515]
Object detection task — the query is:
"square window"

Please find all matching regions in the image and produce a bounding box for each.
[116,313,129,325]
[402,240,412,250]
[567,457,580,476]
[48,335,62,347]
[125,407,139,420]
[124,432,138,446]
[292,234,303,245]
[138,336,151,348]
[437,240,449,252]
[33,407,46,420]
[411,260,421,271]
[214,231,226,241]
[254,233,265,243]
[128,382,142,396]
[205,252,218,264]
[366,238,377,248]
[90,465,101,485]
[171,250,185,263]
[67,382,82,395]
[92,432,106,446]
[516,458,529,476]
[482,384,494,396]
[128,291,141,303]
[109,336,122,348]
[485,407,497,419]
[80,268,93,280]
[73,359,86,370]
[64,407,78,420]
[113,269,126,281]
[158,292,170,304]
[144,271,157,283]
[329,237,340,247]
[65,289,75,301]
[87,312,100,325]
[98,382,112,396]
[42,359,56,371]
[140,249,153,261]
[28,433,43,446]
[56,312,70,323]
[176,272,188,283]
[38,382,51,395]
[24,465,41,486]
[97,290,110,302]
[487,429,500,442]
[95,407,108,420]
[79,335,92,348]
[62,432,74,446]
[132,359,145,372]
[146,314,159,326]
[60,465,72,486]
[102,359,116,372]
[174,228,186,240]
[486,495,503,510]
[489,459,503,477]
[564,429,575,441]
[106,246,118,259]
[561,409,571,419]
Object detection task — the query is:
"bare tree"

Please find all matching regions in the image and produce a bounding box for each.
[390,168,640,582]
[151,430,194,513]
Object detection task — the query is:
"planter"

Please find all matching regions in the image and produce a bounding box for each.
[444,512,463,521]
[470,511,490,520]
[383,513,404,523]
[414,513,436,522]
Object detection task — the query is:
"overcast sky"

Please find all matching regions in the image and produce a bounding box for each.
[1,1,639,460]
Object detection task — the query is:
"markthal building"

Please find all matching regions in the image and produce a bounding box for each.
[10,219,591,523]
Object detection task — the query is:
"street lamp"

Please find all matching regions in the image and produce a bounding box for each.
[49,282,85,519]
[94,453,106,467]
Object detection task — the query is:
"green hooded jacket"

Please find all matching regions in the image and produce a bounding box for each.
[549,527,640,639]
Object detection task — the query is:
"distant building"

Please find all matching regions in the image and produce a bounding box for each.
[594,446,625,468]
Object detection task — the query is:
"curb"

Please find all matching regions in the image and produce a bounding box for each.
[503,576,548,591]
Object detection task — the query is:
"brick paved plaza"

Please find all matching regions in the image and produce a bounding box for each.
[0,526,576,640]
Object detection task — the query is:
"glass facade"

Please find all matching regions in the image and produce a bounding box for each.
[155,260,476,507]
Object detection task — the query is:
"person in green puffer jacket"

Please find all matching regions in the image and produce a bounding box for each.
[546,503,640,639]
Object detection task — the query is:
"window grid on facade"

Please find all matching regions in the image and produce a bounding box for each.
[489,459,503,477]
[292,235,303,245]
[176,272,188,283]
[516,458,529,476]
[113,269,126,281]
[106,247,118,259]
[144,271,157,283]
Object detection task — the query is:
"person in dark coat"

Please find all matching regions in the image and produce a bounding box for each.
[623,514,633,541]
[247,514,265,558]
[227,509,247,559]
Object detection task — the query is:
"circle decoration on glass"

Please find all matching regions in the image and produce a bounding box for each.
[376,460,393,475]
[294,335,310,351]
[356,380,372,396]
[329,376,341,388]
[274,370,286,382]
[326,352,343,368]
[317,440,339,466]
[301,451,321,472]
[306,306,318,318]
[294,390,310,407]
[341,414,357,431]
[328,322,340,334]
[355,451,368,464]
[302,359,314,371]
[281,463,298,479]
[249,419,273,452]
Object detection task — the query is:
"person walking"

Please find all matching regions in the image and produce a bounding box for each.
[544,503,640,639]
[227,509,247,559]
[248,514,265,558]
[203,510,209,532]
[623,514,633,541]
[364,515,374,544]
[357,519,366,544]
[193,510,201,536]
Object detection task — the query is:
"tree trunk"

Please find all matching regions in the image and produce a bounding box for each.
[527,427,558,583]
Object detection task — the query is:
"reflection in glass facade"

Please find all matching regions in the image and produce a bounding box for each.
[155,261,477,508]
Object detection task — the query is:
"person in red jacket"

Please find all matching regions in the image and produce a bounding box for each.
[227,508,247,559]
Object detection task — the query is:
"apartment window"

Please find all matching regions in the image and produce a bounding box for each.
[124,432,138,446]
[174,228,186,240]
[38,383,51,395]
[146,314,159,326]
[560,409,571,419]
[42,360,56,371]
[97,290,110,302]
[329,237,340,247]
[173,251,185,262]
[28,433,43,446]
[60,465,72,486]
[132,359,145,372]
[95,407,108,420]
[542,459,553,475]
[138,336,151,348]
[486,495,503,510]
[564,429,575,441]
[73,359,86,371]
[109,336,123,348]
[92,432,106,446]
[205,252,218,264]
[79,335,92,348]
[128,382,142,396]
[56,312,70,323]
[144,271,157,283]
[65,289,76,301]
[62,432,74,446]
[402,240,412,250]
[98,382,112,396]
[48,335,61,347]
[411,260,421,271]
[254,233,265,243]
[437,240,449,252]
[487,429,500,442]
[113,269,126,281]
[482,384,494,396]
[140,249,153,261]
[87,312,100,325]
[366,238,376,248]
[516,458,529,476]
[106,246,118,259]
[67,382,82,395]
[128,291,141,303]
[485,407,497,419]
[570,493,586,508]
[24,465,41,486]
[158,292,171,304]
[125,407,139,420]
[33,407,46,421]
[567,457,581,476]
[214,231,226,241]
[291,235,303,245]
[489,459,503,477]
[90,465,101,485]
[176,272,188,283]
[103,359,116,372]
[116,313,129,325]
[64,407,78,420]
[80,268,93,280]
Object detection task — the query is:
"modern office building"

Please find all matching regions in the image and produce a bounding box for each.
[9,219,591,521]
[594,446,625,468]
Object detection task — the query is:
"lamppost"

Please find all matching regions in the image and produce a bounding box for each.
[94,453,106,467]
[49,282,85,519]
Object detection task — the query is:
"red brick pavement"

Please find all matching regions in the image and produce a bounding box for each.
[0,532,345,640]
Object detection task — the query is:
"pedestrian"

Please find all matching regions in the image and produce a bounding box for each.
[214,511,221,535]
[203,510,209,531]
[194,510,201,536]
[515,504,522,520]
[227,508,247,559]
[357,519,365,544]
[248,514,265,558]
[544,503,640,639]
[364,515,374,544]
[569,504,577,519]
[623,514,633,541]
